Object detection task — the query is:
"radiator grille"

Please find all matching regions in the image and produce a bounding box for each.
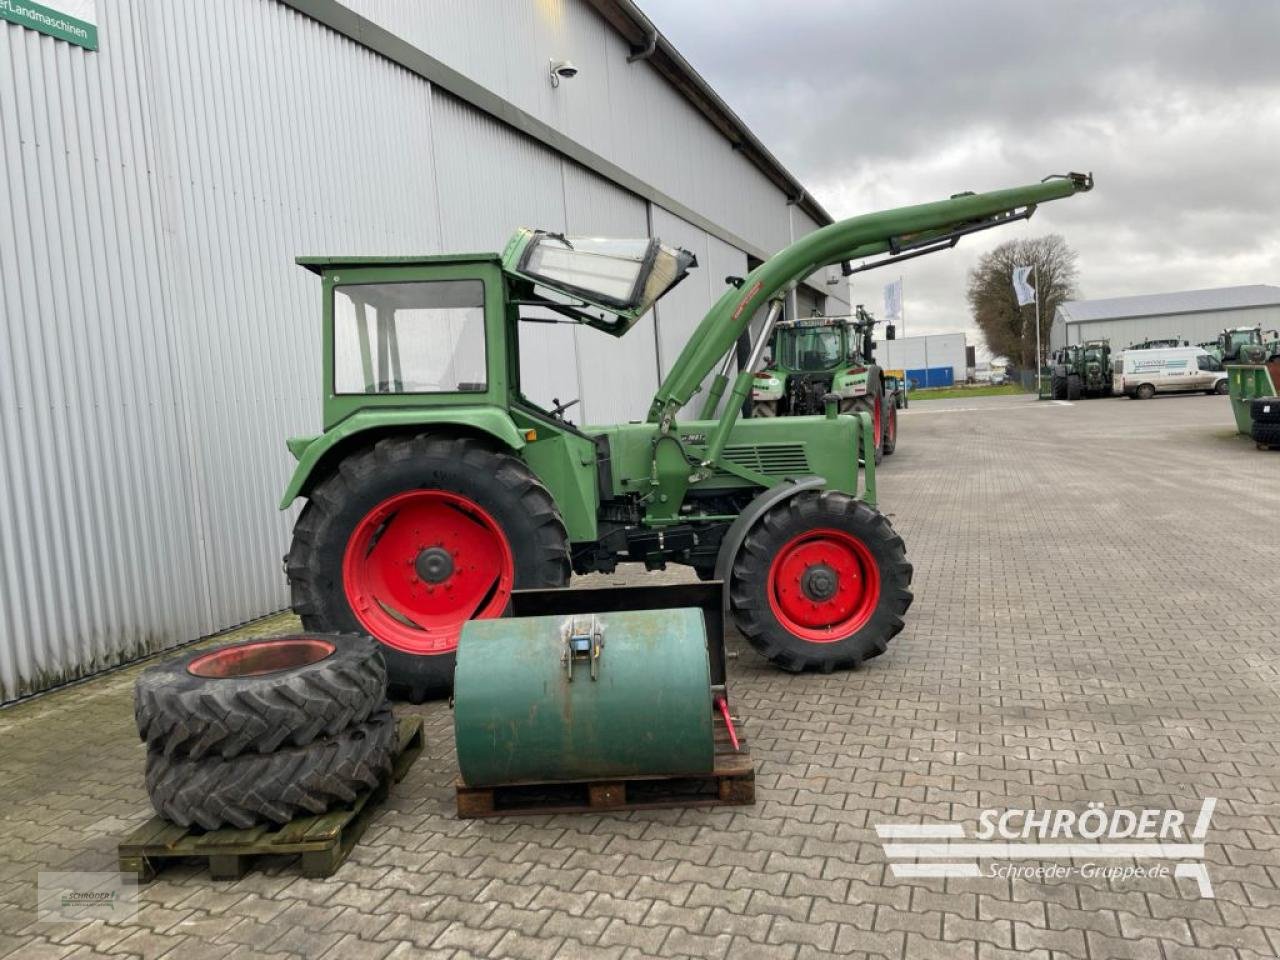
[720,443,811,476]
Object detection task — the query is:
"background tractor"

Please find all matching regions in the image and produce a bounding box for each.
[1201,325,1278,365]
[748,306,900,462]
[280,174,1093,699]
[1051,338,1112,399]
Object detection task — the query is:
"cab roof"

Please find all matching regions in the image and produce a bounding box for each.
[296,252,501,274]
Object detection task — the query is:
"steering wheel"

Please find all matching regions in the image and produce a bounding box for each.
[550,397,580,420]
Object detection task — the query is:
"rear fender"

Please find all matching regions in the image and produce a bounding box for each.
[280,408,525,508]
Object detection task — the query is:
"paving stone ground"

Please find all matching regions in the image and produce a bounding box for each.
[1,392,1278,959]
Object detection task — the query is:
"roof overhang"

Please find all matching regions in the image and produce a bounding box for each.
[583,0,833,229]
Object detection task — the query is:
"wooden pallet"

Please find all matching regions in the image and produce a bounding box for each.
[455,713,753,818]
[119,715,424,882]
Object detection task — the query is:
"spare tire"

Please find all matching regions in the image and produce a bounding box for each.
[1249,397,1280,424]
[1251,421,1280,448]
[135,634,386,760]
[146,709,397,829]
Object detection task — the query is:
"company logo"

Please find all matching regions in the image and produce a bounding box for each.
[875,799,1216,898]
[38,872,137,922]
[731,280,763,321]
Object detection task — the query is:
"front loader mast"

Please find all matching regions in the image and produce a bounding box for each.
[651,174,1094,487]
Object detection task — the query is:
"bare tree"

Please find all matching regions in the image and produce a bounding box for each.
[966,235,1080,369]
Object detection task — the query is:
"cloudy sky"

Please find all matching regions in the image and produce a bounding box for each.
[641,0,1280,352]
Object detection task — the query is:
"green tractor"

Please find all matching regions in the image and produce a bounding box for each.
[748,306,899,462]
[1051,338,1112,399]
[280,174,1093,699]
[1203,325,1275,365]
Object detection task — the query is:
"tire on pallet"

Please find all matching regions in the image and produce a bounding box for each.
[1066,374,1083,401]
[146,709,397,830]
[729,491,913,673]
[135,634,386,760]
[1250,397,1280,424]
[286,435,571,702]
[1251,421,1280,448]
[882,402,898,456]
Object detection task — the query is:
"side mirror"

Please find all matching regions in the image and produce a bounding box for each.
[885,324,896,341]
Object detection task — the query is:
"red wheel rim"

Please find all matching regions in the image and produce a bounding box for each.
[874,394,882,446]
[766,527,881,642]
[188,637,335,678]
[342,490,514,655]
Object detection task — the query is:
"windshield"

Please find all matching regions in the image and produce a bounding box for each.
[775,327,845,371]
[515,232,695,315]
[1084,347,1104,363]
[1228,330,1260,349]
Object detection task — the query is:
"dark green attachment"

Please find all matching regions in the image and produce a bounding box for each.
[454,607,714,787]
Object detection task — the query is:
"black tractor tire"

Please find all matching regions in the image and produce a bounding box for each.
[1251,421,1280,448]
[146,709,397,830]
[882,403,898,456]
[1135,383,1156,400]
[1051,376,1066,400]
[729,491,913,673]
[1066,375,1083,401]
[1250,397,1280,423]
[287,435,571,702]
[849,372,885,464]
[135,634,386,760]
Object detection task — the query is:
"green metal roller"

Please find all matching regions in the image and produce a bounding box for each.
[453,606,715,787]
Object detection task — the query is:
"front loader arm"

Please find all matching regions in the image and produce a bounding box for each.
[648,173,1094,429]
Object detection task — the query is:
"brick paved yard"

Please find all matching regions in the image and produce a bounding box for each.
[2,392,1279,959]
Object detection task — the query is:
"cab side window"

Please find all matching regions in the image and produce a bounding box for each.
[1196,354,1223,372]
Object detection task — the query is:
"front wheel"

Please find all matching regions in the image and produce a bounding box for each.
[729,492,913,673]
[287,435,570,701]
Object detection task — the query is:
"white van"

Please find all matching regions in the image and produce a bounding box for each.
[1112,347,1227,399]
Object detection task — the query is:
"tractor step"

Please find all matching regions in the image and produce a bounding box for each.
[118,716,423,882]
[455,713,753,818]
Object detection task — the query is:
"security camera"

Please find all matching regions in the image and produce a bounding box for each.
[549,60,579,87]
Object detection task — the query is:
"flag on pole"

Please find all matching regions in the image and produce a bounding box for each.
[883,278,903,320]
[1012,265,1036,306]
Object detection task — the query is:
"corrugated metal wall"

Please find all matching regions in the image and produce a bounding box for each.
[1052,306,1280,351]
[0,0,837,701]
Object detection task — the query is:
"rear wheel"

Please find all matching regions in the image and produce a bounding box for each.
[1135,383,1156,400]
[882,402,898,456]
[850,394,884,464]
[1066,375,1083,401]
[729,492,913,673]
[1214,379,1229,395]
[1051,375,1067,400]
[287,436,570,701]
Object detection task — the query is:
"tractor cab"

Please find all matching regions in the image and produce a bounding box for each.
[1217,326,1266,364]
[752,308,882,415]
